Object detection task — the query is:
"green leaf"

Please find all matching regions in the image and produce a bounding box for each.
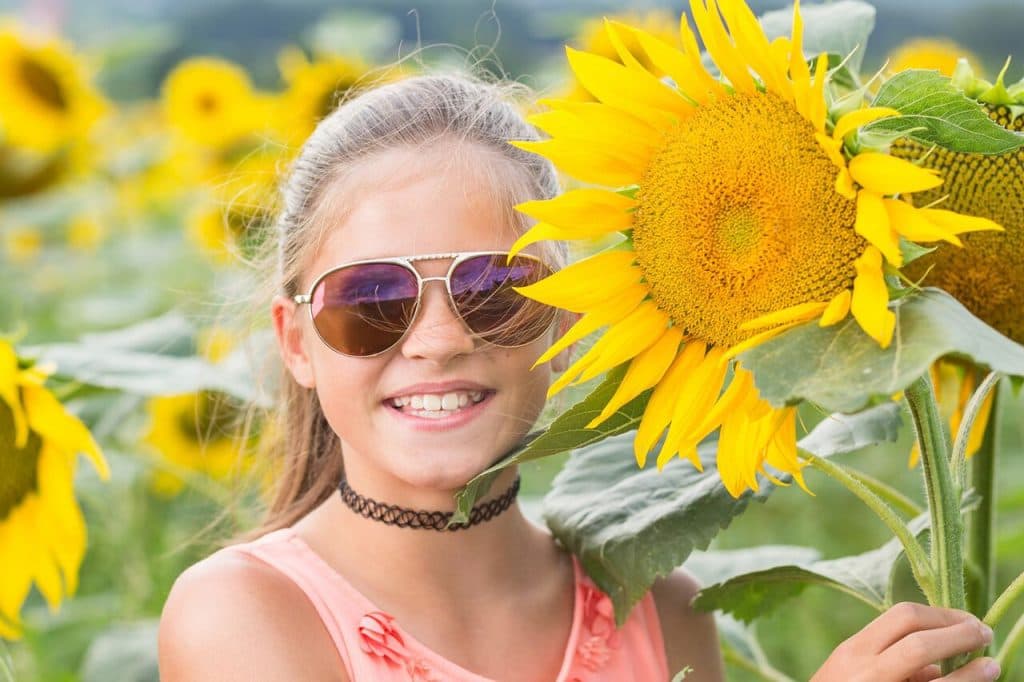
[451,364,647,525]
[695,516,930,622]
[741,288,1024,413]
[758,1,876,75]
[866,70,1024,154]
[542,403,903,624]
[23,317,272,406]
[80,620,159,682]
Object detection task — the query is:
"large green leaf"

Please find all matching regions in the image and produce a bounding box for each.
[741,288,1024,413]
[451,364,647,524]
[758,1,876,75]
[542,403,903,623]
[866,70,1024,154]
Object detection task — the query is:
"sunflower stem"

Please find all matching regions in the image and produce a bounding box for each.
[967,381,1000,623]
[801,452,935,602]
[985,571,1024,631]
[952,372,1000,490]
[995,609,1024,673]
[905,375,966,674]
[840,464,924,518]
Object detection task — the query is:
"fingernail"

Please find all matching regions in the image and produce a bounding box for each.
[980,622,994,643]
[983,659,1001,679]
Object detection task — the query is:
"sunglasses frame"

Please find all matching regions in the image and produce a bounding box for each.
[292,250,556,358]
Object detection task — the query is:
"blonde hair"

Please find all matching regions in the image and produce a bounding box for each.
[240,72,563,539]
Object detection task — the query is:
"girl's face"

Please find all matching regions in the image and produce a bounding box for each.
[273,147,565,496]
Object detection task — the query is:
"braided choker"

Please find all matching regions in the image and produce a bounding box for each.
[337,476,521,531]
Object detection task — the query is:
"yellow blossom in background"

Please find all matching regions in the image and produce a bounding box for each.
[0,339,109,639]
[274,46,373,147]
[888,38,983,77]
[511,0,1002,497]
[4,225,42,263]
[65,214,106,252]
[566,10,679,101]
[0,23,107,154]
[161,57,267,150]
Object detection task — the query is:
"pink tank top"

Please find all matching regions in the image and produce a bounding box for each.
[220,527,669,681]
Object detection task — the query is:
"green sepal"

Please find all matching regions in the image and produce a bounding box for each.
[615,185,640,199]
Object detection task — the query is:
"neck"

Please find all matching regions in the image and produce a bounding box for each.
[295,468,559,609]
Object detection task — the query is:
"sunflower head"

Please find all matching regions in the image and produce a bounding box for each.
[0,340,108,638]
[161,57,266,149]
[0,24,107,154]
[509,0,1002,496]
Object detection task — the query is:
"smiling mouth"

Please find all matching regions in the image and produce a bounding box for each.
[384,389,493,419]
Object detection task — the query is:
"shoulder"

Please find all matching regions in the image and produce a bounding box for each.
[650,568,726,682]
[158,546,348,682]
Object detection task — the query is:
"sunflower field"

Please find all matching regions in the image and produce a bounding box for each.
[2,1,1024,680]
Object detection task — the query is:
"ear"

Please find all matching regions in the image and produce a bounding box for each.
[271,294,317,388]
[549,310,580,373]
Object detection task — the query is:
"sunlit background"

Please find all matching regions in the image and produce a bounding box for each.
[0,0,1022,680]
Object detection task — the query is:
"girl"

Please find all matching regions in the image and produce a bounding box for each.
[158,73,1001,681]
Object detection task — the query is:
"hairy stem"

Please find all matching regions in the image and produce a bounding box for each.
[967,384,999,621]
[995,610,1024,673]
[986,571,1024,630]
[842,464,924,518]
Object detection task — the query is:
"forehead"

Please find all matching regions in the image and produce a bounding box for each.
[312,146,521,270]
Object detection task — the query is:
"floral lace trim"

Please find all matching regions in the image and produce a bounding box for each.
[574,583,621,673]
[358,611,443,681]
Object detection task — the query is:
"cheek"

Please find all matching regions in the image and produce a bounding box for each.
[309,355,382,441]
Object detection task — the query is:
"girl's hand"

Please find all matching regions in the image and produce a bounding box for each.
[810,602,1000,681]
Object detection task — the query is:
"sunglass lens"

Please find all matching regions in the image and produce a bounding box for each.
[311,263,418,355]
[450,254,555,346]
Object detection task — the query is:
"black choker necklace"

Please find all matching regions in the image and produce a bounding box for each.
[337,476,521,531]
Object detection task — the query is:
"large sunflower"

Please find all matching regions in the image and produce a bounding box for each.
[0,25,106,154]
[510,0,1002,497]
[0,340,109,639]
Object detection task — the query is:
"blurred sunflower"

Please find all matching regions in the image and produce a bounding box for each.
[142,330,252,496]
[887,38,983,78]
[3,224,43,263]
[892,62,1024,463]
[0,340,109,639]
[274,47,372,146]
[0,24,106,154]
[161,57,267,150]
[567,11,679,101]
[511,0,1001,497]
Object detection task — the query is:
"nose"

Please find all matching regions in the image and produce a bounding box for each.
[400,279,476,363]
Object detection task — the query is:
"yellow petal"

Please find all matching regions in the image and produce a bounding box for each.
[855,190,903,266]
[848,153,943,195]
[883,199,962,247]
[690,0,757,94]
[516,189,636,232]
[832,107,901,141]
[603,18,647,71]
[657,347,730,466]
[23,384,109,479]
[565,46,691,121]
[815,132,846,171]
[788,0,811,83]
[722,320,803,362]
[0,500,36,628]
[37,443,85,597]
[509,139,643,187]
[717,0,792,101]
[514,249,641,312]
[836,168,857,200]
[739,300,829,331]
[576,303,671,384]
[634,343,706,468]
[533,285,648,367]
[851,246,896,348]
[820,289,852,326]
[629,23,724,105]
[526,110,657,171]
[692,363,754,439]
[533,98,662,149]
[807,51,829,131]
[919,208,1003,236]
[0,343,28,447]
[587,327,683,429]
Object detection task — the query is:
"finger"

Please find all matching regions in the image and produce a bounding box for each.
[876,618,993,678]
[857,603,979,653]
[906,664,942,682]
[941,657,1001,681]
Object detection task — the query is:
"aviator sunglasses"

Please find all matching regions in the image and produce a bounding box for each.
[292,251,557,357]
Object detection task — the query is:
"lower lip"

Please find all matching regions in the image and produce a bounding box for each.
[383,392,494,431]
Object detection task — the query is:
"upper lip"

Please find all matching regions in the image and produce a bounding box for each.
[384,381,493,400]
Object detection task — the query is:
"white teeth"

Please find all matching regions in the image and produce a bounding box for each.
[389,389,489,415]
